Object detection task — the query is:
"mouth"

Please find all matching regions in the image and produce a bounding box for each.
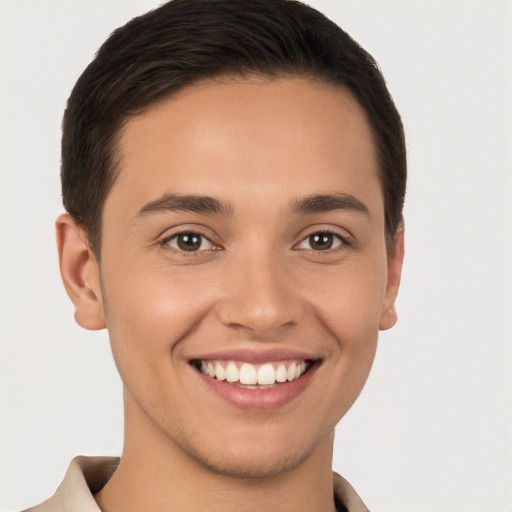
[191,359,314,389]
[188,348,321,410]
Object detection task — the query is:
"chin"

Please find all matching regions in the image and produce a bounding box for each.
[170,419,332,479]
[185,439,315,478]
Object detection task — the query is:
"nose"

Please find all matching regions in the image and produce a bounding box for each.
[216,250,302,338]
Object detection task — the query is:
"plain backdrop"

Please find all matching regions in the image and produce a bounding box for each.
[1,1,511,511]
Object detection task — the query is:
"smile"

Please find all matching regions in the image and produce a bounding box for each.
[196,359,311,387]
[189,349,320,411]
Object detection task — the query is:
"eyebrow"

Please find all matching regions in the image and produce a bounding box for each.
[136,193,234,218]
[290,193,370,216]
[134,191,369,220]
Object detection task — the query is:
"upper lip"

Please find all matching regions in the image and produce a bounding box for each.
[188,347,320,365]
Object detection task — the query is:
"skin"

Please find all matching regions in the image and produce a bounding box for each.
[57,77,404,512]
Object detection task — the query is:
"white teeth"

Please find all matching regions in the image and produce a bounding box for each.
[257,363,276,385]
[286,362,296,381]
[225,362,239,383]
[275,364,287,383]
[215,362,226,381]
[239,363,257,385]
[199,359,309,385]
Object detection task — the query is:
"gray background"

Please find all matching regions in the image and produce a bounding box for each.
[1,1,511,511]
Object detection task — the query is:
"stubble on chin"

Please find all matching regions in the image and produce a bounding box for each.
[166,421,333,480]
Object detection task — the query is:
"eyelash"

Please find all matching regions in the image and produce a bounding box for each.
[295,230,351,252]
[160,228,351,255]
[161,231,218,253]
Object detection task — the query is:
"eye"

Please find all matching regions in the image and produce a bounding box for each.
[297,232,345,251]
[164,232,215,252]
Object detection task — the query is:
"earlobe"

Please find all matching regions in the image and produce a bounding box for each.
[56,213,106,330]
[379,224,405,331]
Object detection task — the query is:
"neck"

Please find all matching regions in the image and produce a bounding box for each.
[95,393,337,512]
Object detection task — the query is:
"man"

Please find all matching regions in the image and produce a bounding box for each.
[26,0,406,510]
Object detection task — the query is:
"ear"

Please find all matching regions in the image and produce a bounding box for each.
[56,213,106,330]
[379,223,405,331]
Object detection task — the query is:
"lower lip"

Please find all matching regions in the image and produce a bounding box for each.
[194,364,318,411]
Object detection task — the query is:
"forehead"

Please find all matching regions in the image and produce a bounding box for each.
[108,77,381,218]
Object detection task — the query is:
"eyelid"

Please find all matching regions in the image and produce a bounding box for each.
[159,226,222,253]
[297,233,343,250]
[294,226,354,251]
[165,233,214,251]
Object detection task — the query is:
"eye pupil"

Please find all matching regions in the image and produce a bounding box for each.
[310,233,334,250]
[177,233,201,251]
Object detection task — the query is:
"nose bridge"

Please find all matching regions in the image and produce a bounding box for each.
[217,244,299,335]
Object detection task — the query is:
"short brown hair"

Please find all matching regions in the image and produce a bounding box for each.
[62,0,406,254]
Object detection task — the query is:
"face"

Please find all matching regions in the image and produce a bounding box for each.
[73,78,403,477]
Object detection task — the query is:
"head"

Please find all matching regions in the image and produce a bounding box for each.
[57,0,406,479]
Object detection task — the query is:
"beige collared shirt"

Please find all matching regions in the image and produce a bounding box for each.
[23,456,370,512]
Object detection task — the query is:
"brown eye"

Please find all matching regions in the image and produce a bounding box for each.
[298,232,343,251]
[166,232,214,252]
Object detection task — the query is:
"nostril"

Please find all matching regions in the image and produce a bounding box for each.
[217,300,298,336]
[215,268,300,334]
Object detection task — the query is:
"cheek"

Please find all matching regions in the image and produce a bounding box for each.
[302,256,388,343]
[100,259,218,374]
